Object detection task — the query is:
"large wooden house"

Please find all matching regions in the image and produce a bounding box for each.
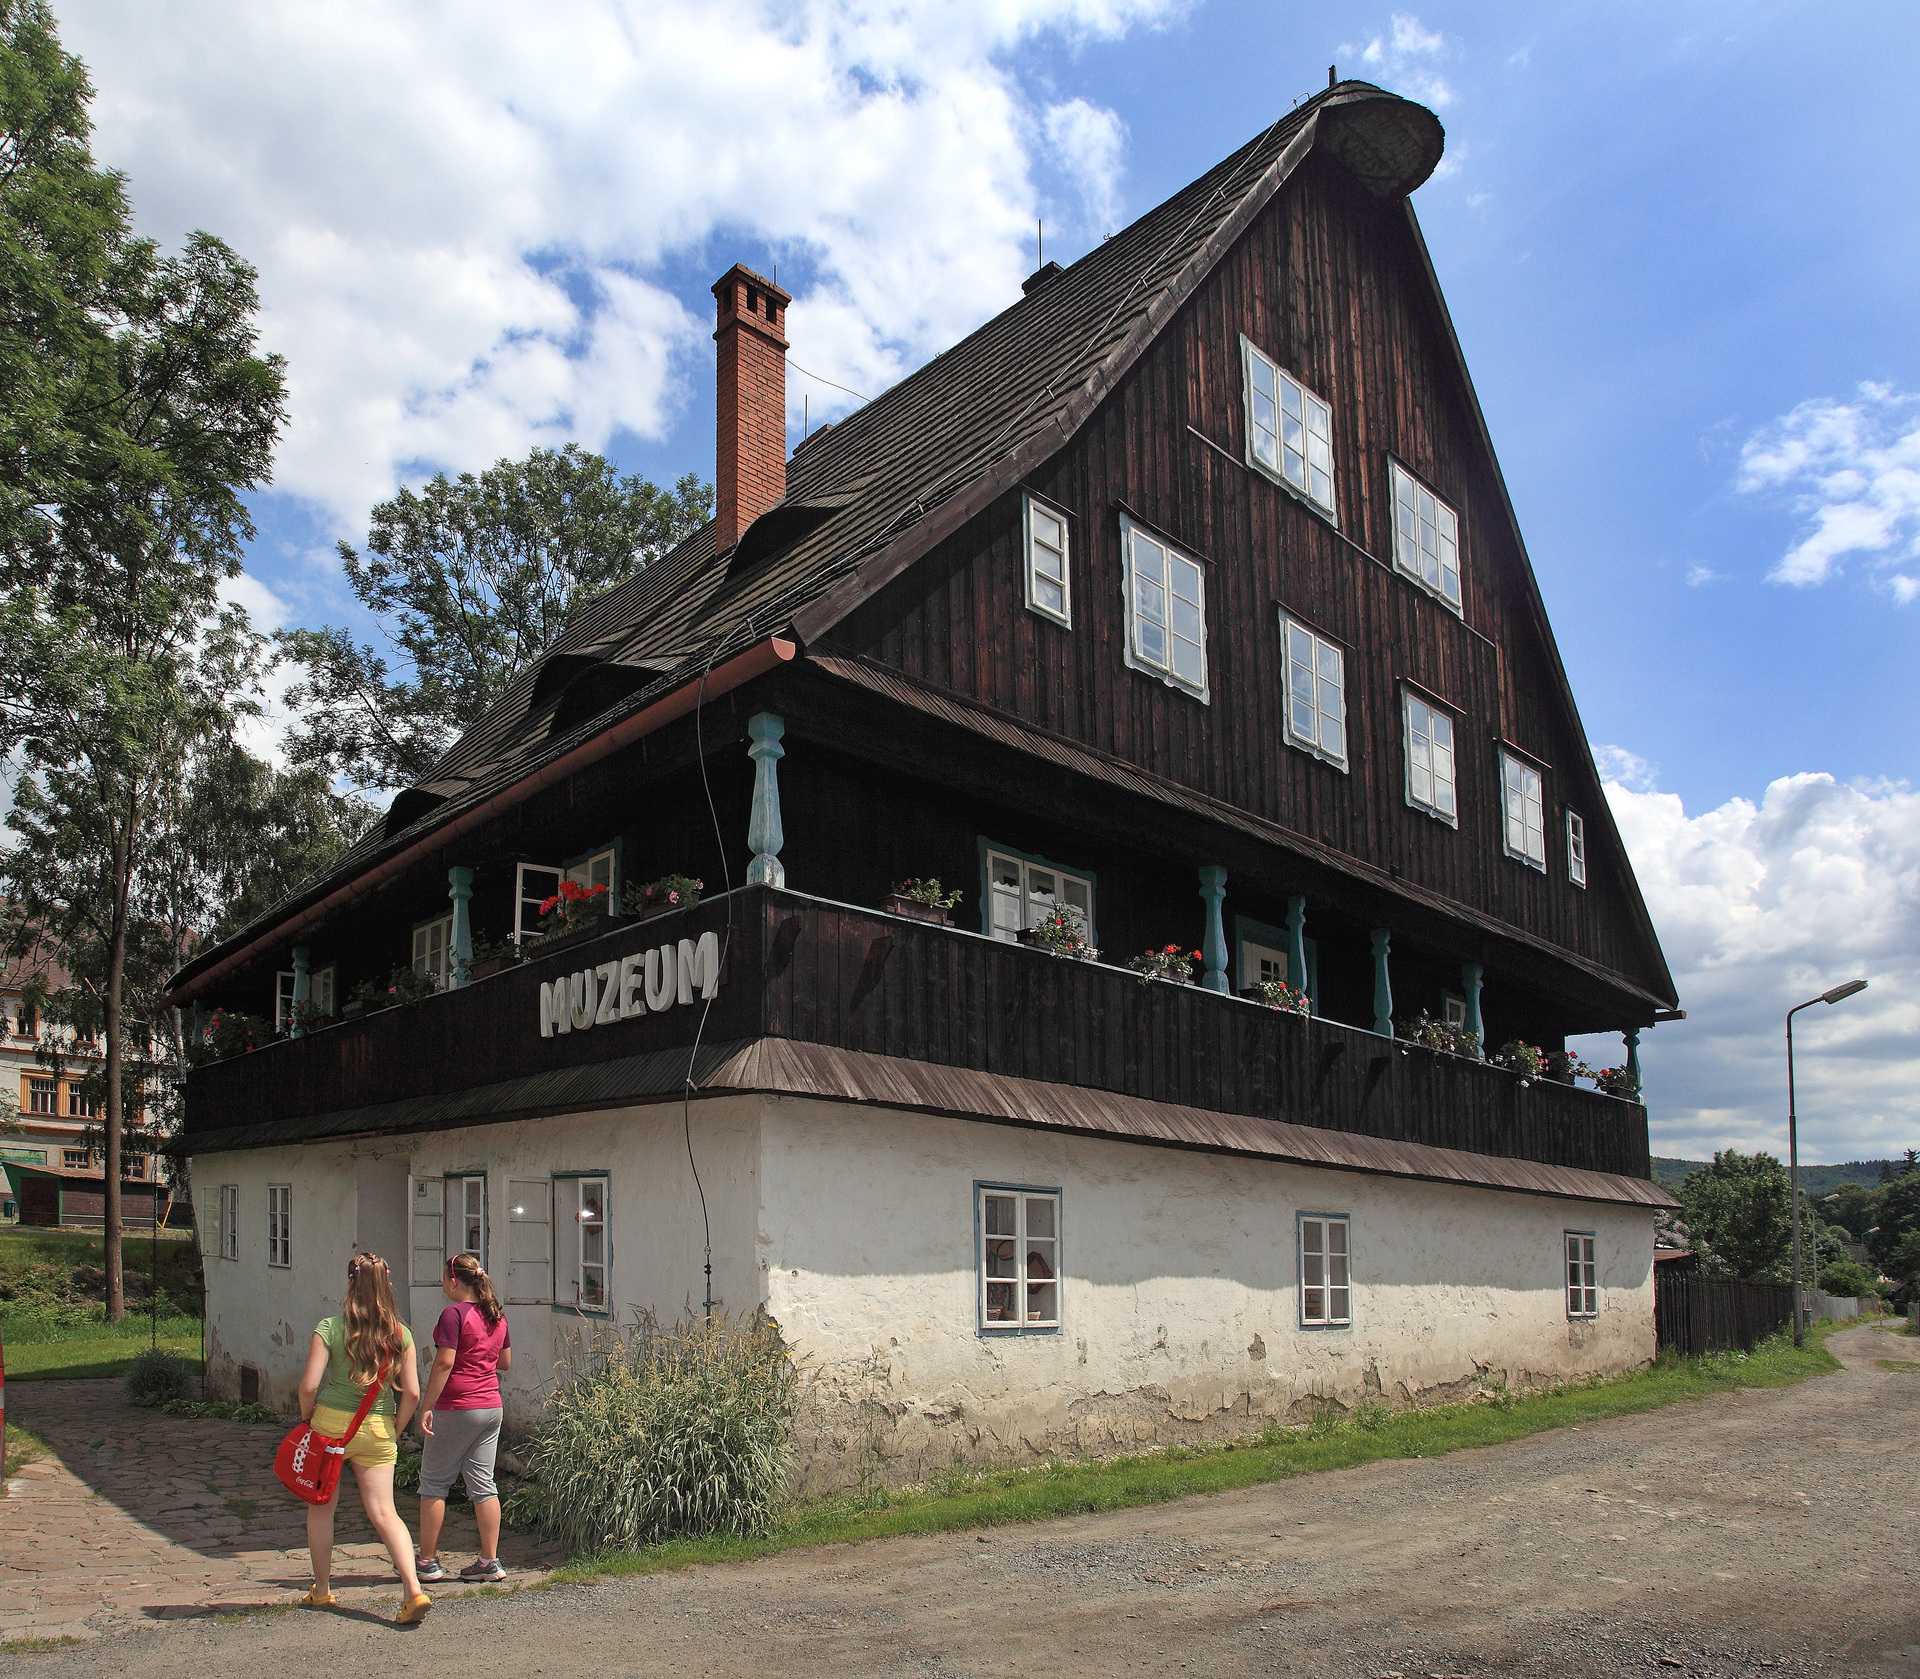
[171,80,1680,1480]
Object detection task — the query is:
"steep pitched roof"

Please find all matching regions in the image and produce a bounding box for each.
[168,82,1451,999]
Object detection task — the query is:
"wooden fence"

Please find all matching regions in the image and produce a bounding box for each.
[1654,1272,1796,1356]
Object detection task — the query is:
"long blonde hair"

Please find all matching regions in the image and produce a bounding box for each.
[342,1251,405,1387]
[448,1252,505,1328]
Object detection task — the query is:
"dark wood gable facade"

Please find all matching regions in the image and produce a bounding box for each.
[169,81,1676,1193]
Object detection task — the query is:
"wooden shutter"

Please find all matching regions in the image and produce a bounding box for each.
[409,1175,444,1299]
[507,1179,552,1303]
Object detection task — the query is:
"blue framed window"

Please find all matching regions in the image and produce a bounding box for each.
[554,1171,611,1314]
[977,1182,1061,1333]
[1298,1212,1350,1327]
[1234,914,1316,1006]
[979,837,1096,946]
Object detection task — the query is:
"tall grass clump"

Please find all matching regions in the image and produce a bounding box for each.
[521,1310,799,1556]
[125,1347,198,1406]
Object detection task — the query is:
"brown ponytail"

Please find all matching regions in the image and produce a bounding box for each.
[342,1251,404,1387]
[448,1252,504,1328]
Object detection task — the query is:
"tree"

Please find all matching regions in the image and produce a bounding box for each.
[1678,1150,1795,1282]
[0,6,286,1319]
[278,445,711,795]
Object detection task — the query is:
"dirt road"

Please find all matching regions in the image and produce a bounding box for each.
[10,1322,1917,1678]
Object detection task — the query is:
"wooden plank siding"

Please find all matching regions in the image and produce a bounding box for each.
[833,151,1660,1007]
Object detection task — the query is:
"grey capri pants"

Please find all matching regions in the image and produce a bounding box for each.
[419,1406,503,1502]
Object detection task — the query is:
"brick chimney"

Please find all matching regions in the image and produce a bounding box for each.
[712,263,791,551]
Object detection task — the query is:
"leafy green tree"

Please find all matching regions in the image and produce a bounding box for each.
[1816,1257,1879,1299]
[278,444,711,794]
[1867,1170,1920,1273]
[0,4,286,1318]
[1678,1150,1795,1282]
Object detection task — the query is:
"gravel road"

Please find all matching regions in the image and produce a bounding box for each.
[11,1321,1917,1678]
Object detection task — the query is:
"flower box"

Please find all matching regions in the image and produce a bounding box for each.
[528,907,614,955]
[882,892,955,927]
[466,953,517,982]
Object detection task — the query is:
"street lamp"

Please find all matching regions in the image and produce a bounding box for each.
[1787,979,1869,1345]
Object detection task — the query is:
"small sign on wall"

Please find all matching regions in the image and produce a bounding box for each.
[539,931,723,1038]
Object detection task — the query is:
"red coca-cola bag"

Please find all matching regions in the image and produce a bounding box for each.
[274,1356,391,1505]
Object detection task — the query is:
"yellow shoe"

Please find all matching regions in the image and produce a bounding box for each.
[394,1592,433,1625]
[300,1586,335,1608]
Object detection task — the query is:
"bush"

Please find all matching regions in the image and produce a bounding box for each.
[126,1347,197,1407]
[1817,1258,1880,1299]
[520,1310,798,1556]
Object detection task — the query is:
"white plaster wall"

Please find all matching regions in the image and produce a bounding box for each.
[191,1143,360,1411]
[754,1098,1657,1486]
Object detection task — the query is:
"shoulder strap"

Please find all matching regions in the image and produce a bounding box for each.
[337,1354,393,1445]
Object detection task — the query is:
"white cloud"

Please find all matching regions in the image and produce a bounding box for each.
[1685,562,1728,586]
[1592,744,1660,794]
[1573,769,1920,1164]
[1737,381,1920,601]
[57,0,1176,531]
[1354,11,1453,110]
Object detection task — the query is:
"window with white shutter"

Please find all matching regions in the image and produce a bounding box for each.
[1389,459,1462,612]
[1566,809,1588,888]
[1120,515,1208,701]
[1403,690,1458,825]
[1023,494,1071,626]
[554,1174,610,1313]
[1281,617,1348,769]
[1242,337,1337,520]
[1501,750,1547,871]
[507,1179,552,1303]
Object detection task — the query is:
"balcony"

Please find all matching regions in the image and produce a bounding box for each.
[180,885,1651,1182]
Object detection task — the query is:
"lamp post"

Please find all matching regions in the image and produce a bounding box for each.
[1787,978,1868,1345]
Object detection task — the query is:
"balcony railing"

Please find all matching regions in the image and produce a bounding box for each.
[181,885,1651,1180]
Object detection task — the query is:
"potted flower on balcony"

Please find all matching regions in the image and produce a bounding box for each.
[1593,1063,1641,1101]
[1127,943,1201,986]
[288,998,334,1034]
[1397,1011,1481,1058]
[529,879,613,950]
[1019,904,1097,961]
[883,878,963,926]
[624,874,703,922]
[465,932,522,982]
[1249,976,1311,1016]
[1545,1048,1588,1085]
[191,1008,269,1065]
[1491,1039,1549,1088]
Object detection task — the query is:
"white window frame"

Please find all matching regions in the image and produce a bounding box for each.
[410,1174,445,1302]
[1119,514,1209,702]
[267,1184,291,1268]
[412,913,454,986]
[1389,458,1462,613]
[1501,749,1547,872]
[514,863,563,944]
[555,1173,611,1313]
[220,1183,238,1260]
[984,847,1095,946]
[1402,688,1458,826]
[1566,1231,1598,1318]
[566,847,617,896]
[1280,614,1349,770]
[449,1173,487,1267]
[1241,336,1337,522]
[1022,493,1071,627]
[1298,1213,1351,1328]
[275,970,296,1033]
[1566,809,1588,889]
[311,965,336,1017]
[977,1184,1061,1332]
[506,1178,553,1303]
[1442,992,1468,1030]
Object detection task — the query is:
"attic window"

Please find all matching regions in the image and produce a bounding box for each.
[1390,459,1462,613]
[1501,749,1547,872]
[1566,809,1588,888]
[1022,494,1070,627]
[1242,337,1336,522]
[1120,514,1208,701]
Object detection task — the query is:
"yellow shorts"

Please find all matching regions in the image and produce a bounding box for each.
[309,1406,400,1469]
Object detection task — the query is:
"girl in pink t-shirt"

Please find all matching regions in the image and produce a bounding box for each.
[414,1254,512,1584]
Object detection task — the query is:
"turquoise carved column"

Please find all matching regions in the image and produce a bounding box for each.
[1461,961,1485,1058]
[1624,1027,1642,1096]
[289,945,310,1037]
[1286,895,1308,999]
[1370,928,1394,1038]
[1197,866,1228,994]
[746,712,787,888]
[448,866,474,987]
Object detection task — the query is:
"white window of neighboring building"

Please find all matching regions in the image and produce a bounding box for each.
[514,864,563,943]
[220,1184,239,1260]
[1566,809,1588,888]
[1299,1214,1351,1327]
[1121,515,1209,701]
[1242,337,1337,520]
[979,1185,1060,1330]
[28,1077,55,1115]
[1390,459,1462,612]
[556,1175,610,1312]
[1501,750,1547,872]
[1403,690,1458,824]
[62,1148,90,1169]
[1023,494,1071,626]
[985,848,1095,946]
[412,914,454,986]
[449,1174,486,1266]
[506,1179,552,1303]
[267,1184,291,1268]
[1566,1231,1598,1317]
[1281,616,1348,769]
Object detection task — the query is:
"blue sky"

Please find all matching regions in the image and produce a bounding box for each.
[61,0,1920,1161]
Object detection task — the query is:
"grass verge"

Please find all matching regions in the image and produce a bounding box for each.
[0,1636,84,1653]
[1,1318,202,1381]
[4,1422,50,1477]
[545,1325,1842,1586]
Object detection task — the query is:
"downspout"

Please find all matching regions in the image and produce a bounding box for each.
[166,634,798,1007]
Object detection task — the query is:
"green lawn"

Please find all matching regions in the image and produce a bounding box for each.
[547,1325,1845,1584]
[0,1311,203,1380]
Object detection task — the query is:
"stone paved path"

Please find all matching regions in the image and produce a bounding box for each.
[1,1381,561,1642]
